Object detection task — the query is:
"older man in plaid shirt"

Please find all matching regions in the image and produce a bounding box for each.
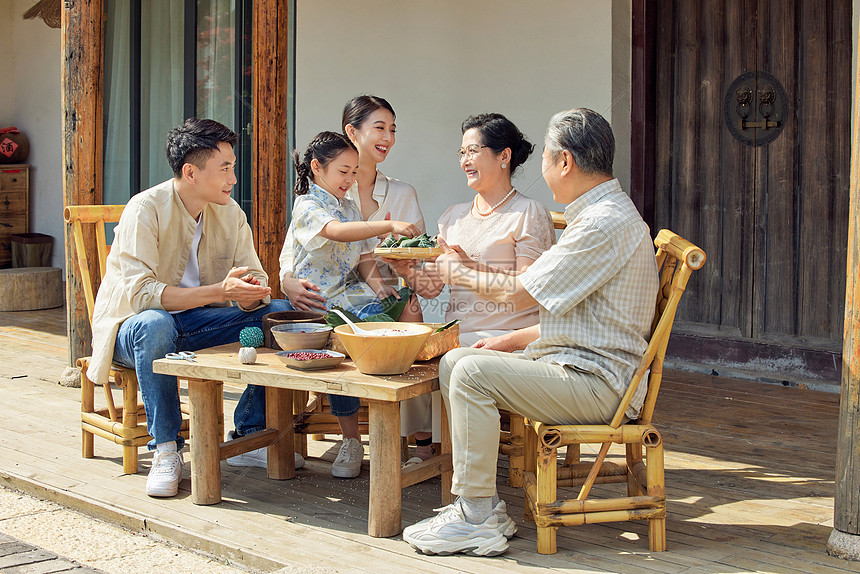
[403,108,660,557]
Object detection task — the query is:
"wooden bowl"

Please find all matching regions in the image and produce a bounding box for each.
[271,323,332,351]
[333,322,433,375]
[262,310,327,349]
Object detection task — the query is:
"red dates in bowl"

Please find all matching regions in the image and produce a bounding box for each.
[275,349,345,370]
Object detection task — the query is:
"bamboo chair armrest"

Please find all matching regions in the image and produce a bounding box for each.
[531,421,658,449]
[654,229,706,270]
[64,205,126,224]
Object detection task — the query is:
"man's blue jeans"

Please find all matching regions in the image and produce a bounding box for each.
[113,299,292,449]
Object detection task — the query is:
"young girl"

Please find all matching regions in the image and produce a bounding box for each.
[281,95,426,313]
[287,131,421,478]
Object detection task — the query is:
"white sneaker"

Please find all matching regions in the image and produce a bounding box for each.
[331,437,364,478]
[402,498,509,556]
[402,456,424,469]
[146,450,183,498]
[494,499,517,538]
[226,430,305,470]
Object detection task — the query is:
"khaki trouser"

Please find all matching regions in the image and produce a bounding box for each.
[400,330,509,438]
[439,347,621,498]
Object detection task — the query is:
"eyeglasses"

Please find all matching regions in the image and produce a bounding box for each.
[457,145,489,162]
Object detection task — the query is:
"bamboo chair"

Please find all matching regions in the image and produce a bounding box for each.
[64,205,193,474]
[499,211,567,487]
[522,229,706,554]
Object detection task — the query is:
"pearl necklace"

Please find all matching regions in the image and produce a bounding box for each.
[473,188,516,216]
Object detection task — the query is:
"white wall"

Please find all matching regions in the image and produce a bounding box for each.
[295,0,620,236]
[0,3,14,117]
[2,0,64,269]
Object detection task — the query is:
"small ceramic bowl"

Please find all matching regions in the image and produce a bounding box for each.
[270,323,332,351]
[262,310,327,349]
[276,349,345,370]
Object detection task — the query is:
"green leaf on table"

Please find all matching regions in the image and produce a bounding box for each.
[325,306,362,327]
[379,286,414,321]
[435,319,460,332]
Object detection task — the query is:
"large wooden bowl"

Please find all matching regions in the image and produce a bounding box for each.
[333,322,433,375]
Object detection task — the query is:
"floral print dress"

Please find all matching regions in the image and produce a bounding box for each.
[290,183,380,313]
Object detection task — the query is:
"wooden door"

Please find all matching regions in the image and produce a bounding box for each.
[644,0,851,385]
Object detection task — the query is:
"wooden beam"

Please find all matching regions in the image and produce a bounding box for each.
[831,4,860,548]
[630,0,656,228]
[252,0,290,294]
[61,0,104,366]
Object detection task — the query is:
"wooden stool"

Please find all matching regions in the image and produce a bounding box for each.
[0,267,63,311]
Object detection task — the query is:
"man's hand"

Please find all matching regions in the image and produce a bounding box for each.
[472,325,540,352]
[222,266,270,308]
[438,237,477,266]
[239,272,261,285]
[426,237,470,285]
[472,333,521,352]
[282,276,327,312]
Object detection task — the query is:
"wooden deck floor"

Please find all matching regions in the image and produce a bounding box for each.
[0,306,853,573]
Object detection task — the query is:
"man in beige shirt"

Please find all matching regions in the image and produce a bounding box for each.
[403,109,659,556]
[88,118,291,498]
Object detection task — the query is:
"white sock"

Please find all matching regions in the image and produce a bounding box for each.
[156,441,177,453]
[491,492,500,507]
[460,496,493,524]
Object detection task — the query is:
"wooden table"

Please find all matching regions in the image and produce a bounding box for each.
[153,343,453,537]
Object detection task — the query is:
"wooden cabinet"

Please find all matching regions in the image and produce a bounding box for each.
[0,164,29,267]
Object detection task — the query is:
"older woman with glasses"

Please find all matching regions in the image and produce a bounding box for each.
[386,112,554,463]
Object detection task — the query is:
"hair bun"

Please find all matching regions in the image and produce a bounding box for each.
[512,138,534,168]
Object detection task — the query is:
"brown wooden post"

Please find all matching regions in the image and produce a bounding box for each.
[630,0,656,227]
[61,0,104,368]
[828,17,860,561]
[252,0,290,293]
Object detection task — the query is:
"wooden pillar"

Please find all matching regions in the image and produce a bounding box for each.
[252,0,290,293]
[828,15,860,561]
[61,0,104,366]
[630,0,656,227]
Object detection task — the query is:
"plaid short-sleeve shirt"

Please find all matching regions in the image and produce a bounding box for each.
[519,179,659,418]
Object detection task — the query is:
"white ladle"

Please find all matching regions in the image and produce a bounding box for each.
[331,308,376,336]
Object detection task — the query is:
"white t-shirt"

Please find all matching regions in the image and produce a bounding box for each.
[169,216,203,314]
[177,217,203,288]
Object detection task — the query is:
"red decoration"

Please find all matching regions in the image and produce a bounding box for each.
[0,138,18,158]
[0,128,29,163]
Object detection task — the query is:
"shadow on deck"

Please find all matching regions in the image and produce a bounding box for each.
[0,306,851,573]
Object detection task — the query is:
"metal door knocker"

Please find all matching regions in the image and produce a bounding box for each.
[724,70,788,146]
